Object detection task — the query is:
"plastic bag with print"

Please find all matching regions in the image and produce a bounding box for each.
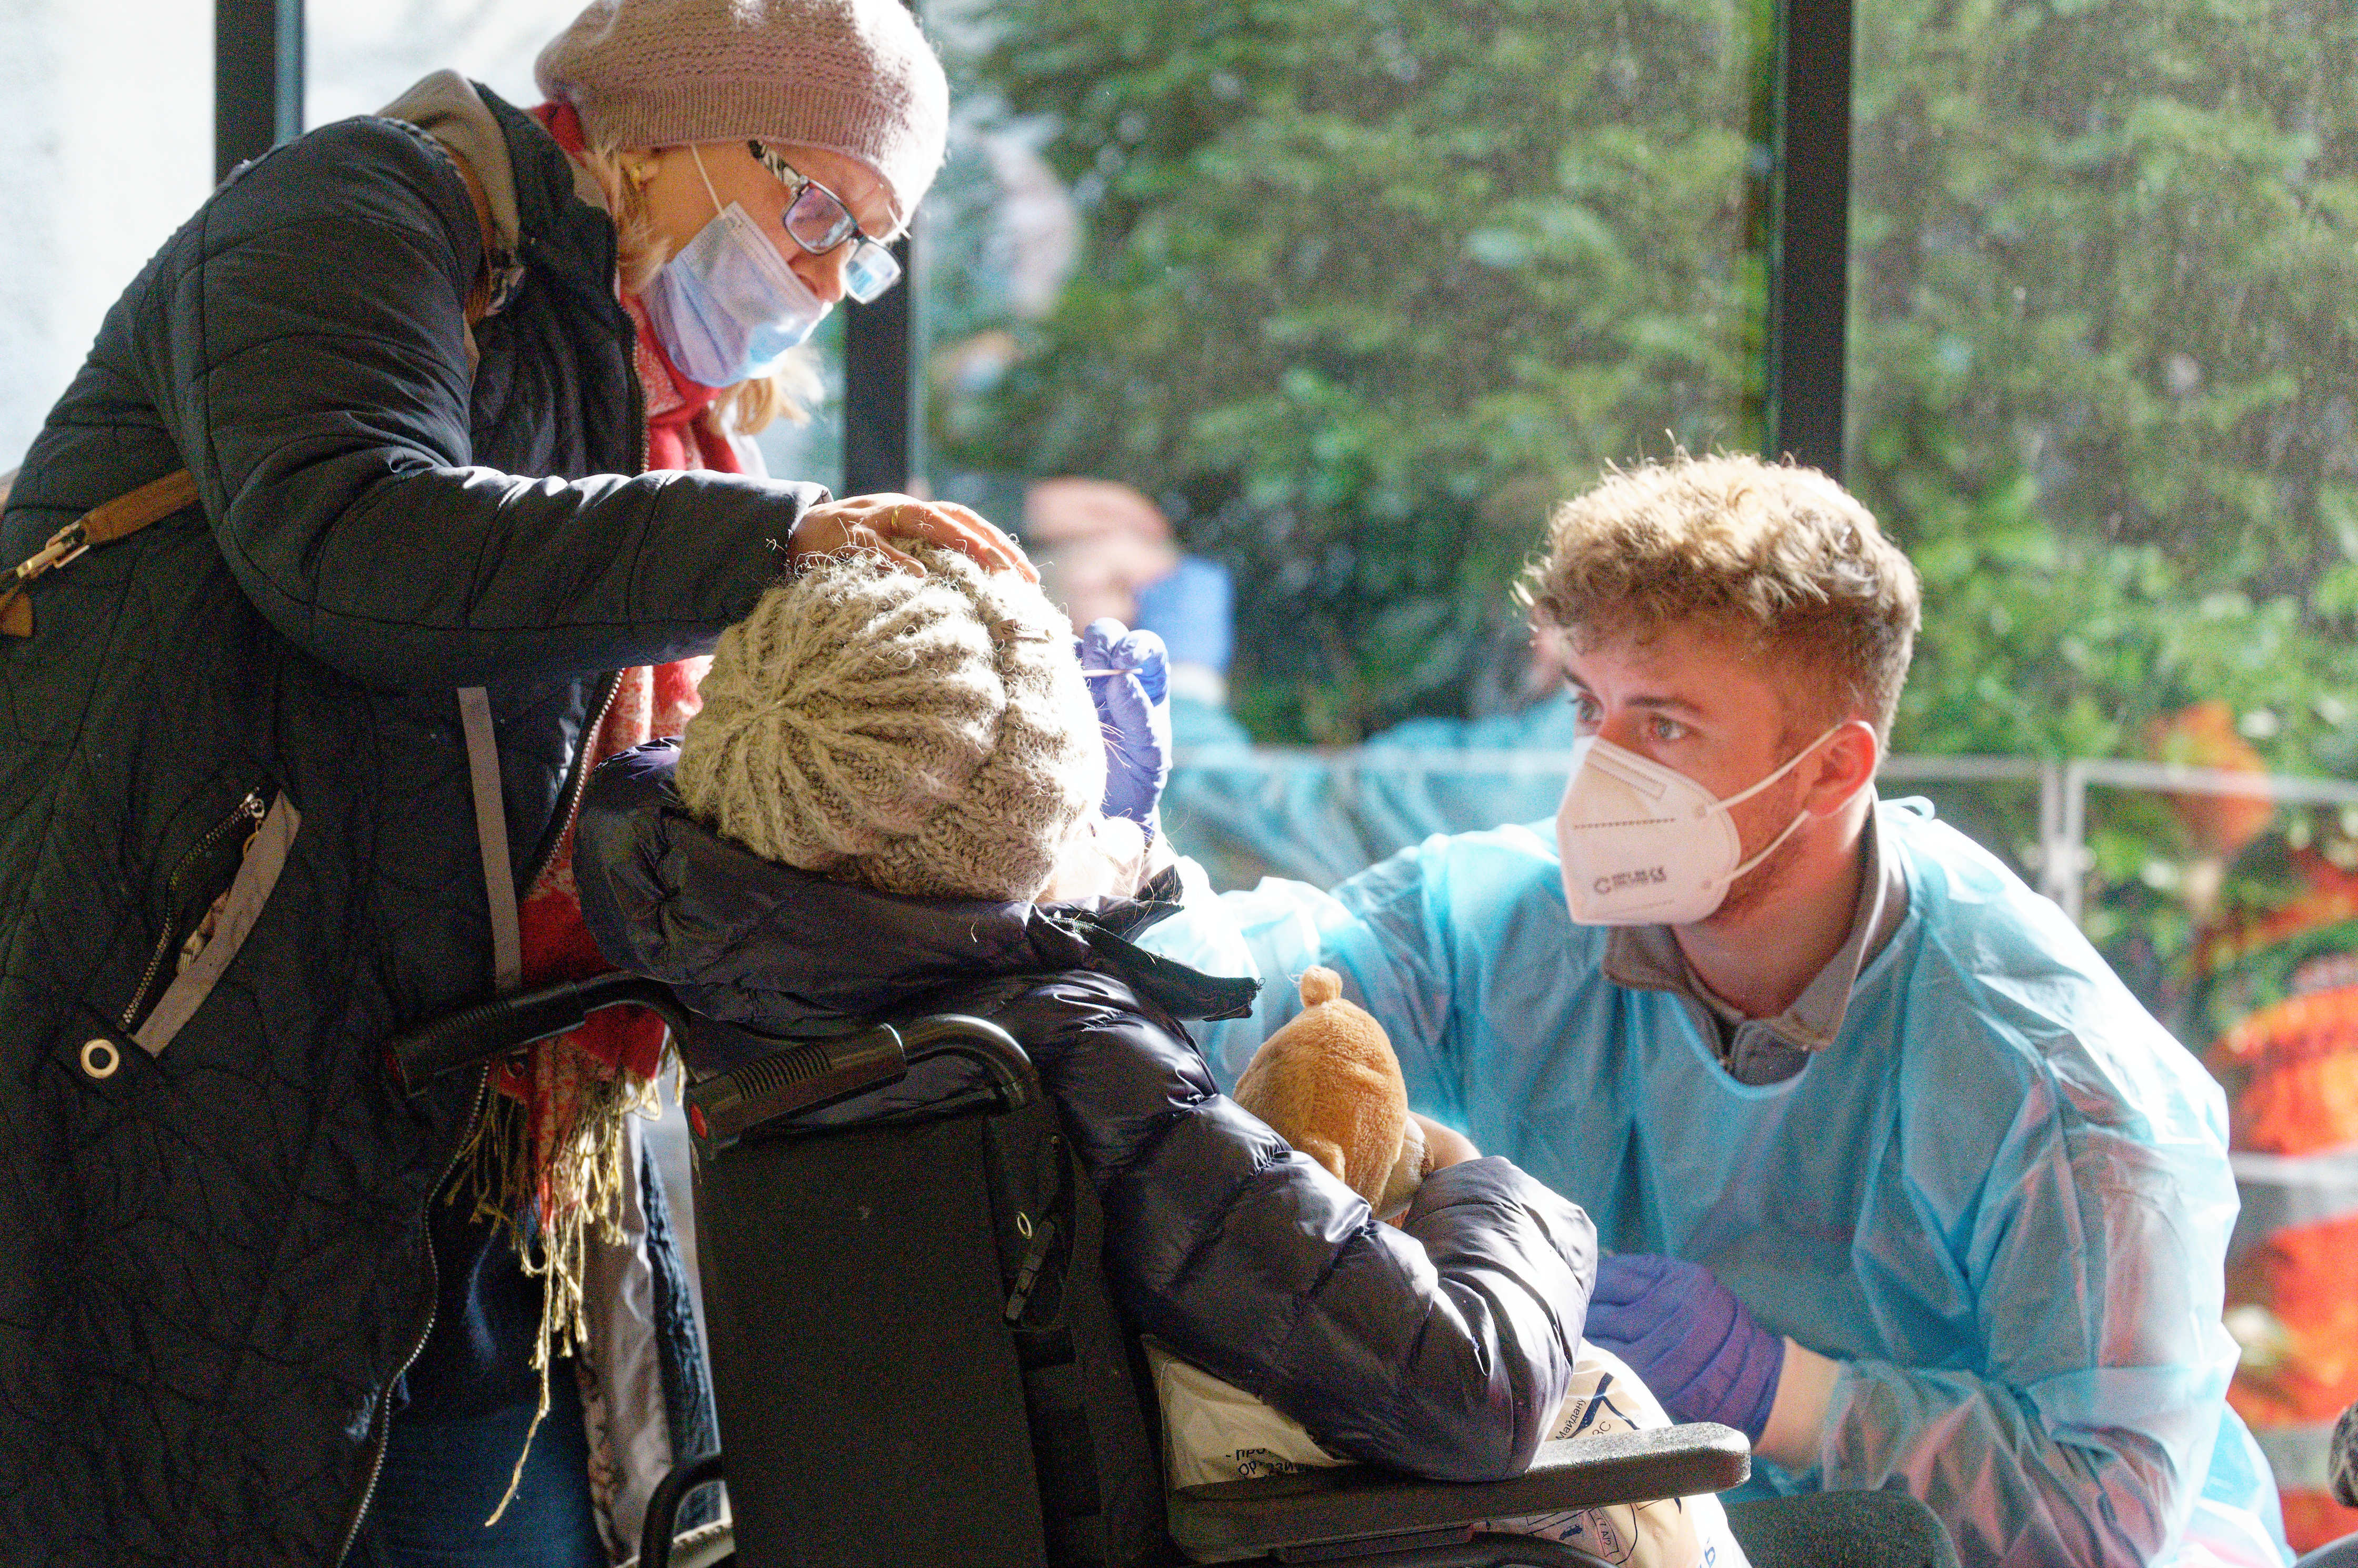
[1147,1339,1748,1566]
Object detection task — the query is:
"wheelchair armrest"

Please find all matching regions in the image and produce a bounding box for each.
[1165,1422,1750,1563]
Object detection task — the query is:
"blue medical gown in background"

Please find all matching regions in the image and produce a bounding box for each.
[1161,698,1584,890]
[1142,799,2291,1567]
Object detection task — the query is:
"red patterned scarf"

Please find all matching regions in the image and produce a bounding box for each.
[463,102,749,1508]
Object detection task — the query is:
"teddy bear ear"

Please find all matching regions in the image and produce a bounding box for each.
[1294,1132,1352,1187]
[1298,967,1344,1007]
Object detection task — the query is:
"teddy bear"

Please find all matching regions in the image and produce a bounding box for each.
[1232,966,1430,1220]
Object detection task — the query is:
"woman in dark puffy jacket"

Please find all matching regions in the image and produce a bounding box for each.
[574,547,1600,1499]
[0,1,1027,1562]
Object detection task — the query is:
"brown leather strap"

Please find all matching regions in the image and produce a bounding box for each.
[437,138,504,329]
[3,468,203,638]
[77,468,202,547]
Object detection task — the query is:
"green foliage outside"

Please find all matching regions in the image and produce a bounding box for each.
[928,0,2358,1012]
[1847,0,2358,1011]
[1857,0,2358,774]
[931,0,1767,741]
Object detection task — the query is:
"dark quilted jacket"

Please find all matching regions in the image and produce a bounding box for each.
[575,742,1599,1483]
[0,90,817,1564]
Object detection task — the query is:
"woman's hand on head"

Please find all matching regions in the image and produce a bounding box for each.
[790,494,1036,580]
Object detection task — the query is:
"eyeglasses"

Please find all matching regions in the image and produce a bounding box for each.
[746,141,903,303]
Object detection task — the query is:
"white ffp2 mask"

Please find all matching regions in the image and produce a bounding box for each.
[1554,723,1845,926]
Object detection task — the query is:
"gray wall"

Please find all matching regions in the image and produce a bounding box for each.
[0,0,209,470]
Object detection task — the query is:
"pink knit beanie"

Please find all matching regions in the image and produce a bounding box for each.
[535,0,950,217]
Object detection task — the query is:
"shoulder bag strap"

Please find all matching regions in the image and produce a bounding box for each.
[1,469,203,637]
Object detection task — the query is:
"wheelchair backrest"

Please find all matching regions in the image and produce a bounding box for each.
[690,1023,1167,1568]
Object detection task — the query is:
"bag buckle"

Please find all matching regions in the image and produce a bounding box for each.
[12,521,90,584]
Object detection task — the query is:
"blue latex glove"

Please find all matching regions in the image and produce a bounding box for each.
[1078,619,1171,831]
[1582,1252,1786,1442]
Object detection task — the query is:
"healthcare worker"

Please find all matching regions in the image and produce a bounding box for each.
[0,0,1032,1561]
[1145,454,2290,1567]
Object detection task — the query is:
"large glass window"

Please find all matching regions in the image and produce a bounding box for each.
[923,0,1770,741]
[1852,0,2358,899]
[146,1,2358,1536]
[1850,0,2358,1540]
[0,0,212,469]
[308,0,574,125]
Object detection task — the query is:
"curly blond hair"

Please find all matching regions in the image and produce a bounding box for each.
[1520,454,1921,738]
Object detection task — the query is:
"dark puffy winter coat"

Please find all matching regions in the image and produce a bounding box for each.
[574,741,1598,1482]
[0,87,816,1564]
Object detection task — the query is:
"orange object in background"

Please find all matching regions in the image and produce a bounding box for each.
[2147,700,2276,860]
[2209,984,2358,1551]
[2283,1492,2358,1559]
[2225,1212,2358,1428]
[2211,988,2358,1155]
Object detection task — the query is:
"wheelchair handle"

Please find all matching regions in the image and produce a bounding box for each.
[639,1450,725,1568]
[898,1014,1035,1107]
[388,971,689,1095]
[685,1013,1036,1151]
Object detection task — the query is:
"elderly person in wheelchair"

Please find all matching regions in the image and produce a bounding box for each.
[558,538,1969,1567]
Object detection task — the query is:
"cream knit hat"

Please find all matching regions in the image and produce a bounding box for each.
[535,0,951,216]
[678,548,1106,902]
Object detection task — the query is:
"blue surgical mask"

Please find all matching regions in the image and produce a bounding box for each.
[640,145,830,388]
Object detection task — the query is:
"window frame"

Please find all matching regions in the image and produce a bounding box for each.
[231,0,1851,490]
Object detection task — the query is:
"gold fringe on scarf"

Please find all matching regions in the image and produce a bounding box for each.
[444,1036,666,1524]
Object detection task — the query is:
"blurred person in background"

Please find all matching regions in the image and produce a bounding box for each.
[1025,476,1248,748]
[0,0,1035,1561]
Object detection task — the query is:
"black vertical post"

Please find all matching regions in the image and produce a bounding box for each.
[1765,0,1853,478]
[842,233,917,495]
[842,0,922,497]
[216,0,305,183]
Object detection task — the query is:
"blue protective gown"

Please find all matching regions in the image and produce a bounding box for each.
[1143,800,2291,1567]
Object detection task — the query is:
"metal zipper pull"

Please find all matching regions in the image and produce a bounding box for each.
[121,789,269,1030]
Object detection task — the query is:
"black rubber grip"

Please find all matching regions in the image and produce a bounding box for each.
[638,1450,725,1568]
[686,1024,908,1148]
[389,973,686,1094]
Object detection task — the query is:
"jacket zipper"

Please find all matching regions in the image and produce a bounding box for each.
[519,669,622,894]
[333,199,648,1565]
[334,1063,490,1566]
[121,790,266,1031]
[336,670,618,1559]
[628,369,650,480]
[504,236,636,893]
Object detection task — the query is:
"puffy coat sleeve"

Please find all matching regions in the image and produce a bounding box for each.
[129,116,814,690]
[996,973,1596,1484]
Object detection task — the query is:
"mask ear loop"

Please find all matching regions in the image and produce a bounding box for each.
[686,142,727,218]
[1708,720,1860,889]
[682,142,826,305]
[1713,719,1851,812]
